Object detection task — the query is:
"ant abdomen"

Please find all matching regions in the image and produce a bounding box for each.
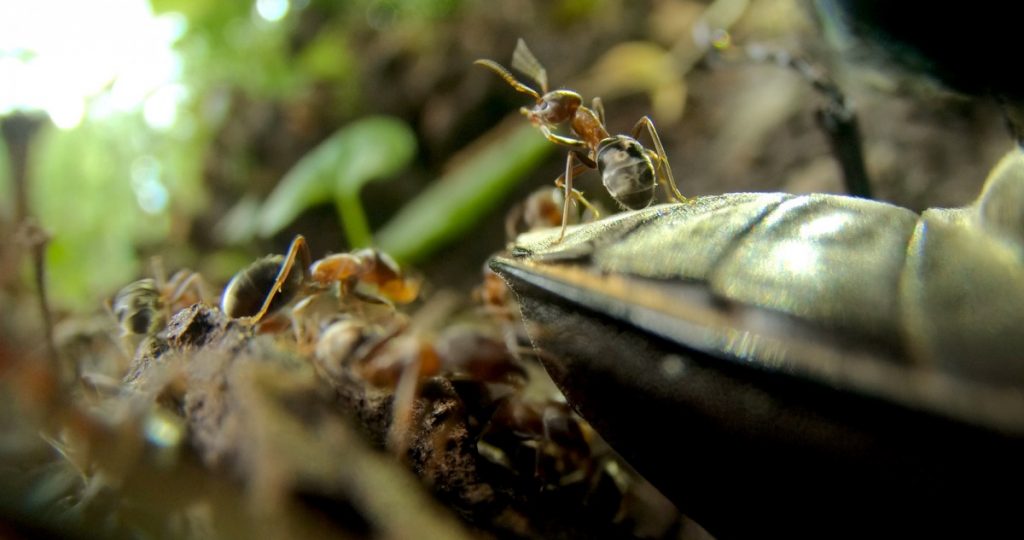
[221,254,303,319]
[112,279,164,336]
[597,136,657,210]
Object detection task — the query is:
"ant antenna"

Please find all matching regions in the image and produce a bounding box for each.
[475,39,552,101]
[474,59,542,101]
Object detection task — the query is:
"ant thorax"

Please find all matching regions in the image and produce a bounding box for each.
[596,136,657,210]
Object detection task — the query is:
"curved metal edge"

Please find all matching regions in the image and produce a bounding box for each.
[490,254,1024,537]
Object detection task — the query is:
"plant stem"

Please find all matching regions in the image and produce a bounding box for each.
[336,187,372,248]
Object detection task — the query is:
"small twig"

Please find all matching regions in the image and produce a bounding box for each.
[787,56,872,199]
[997,98,1024,148]
[0,113,45,224]
[725,44,874,199]
[16,219,61,376]
[2,113,61,378]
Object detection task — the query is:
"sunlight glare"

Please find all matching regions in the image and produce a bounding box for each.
[798,212,851,238]
[776,241,819,276]
[130,155,170,214]
[0,0,186,130]
[256,0,290,22]
[144,83,188,131]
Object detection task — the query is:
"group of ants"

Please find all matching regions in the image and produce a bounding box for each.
[103,39,682,504]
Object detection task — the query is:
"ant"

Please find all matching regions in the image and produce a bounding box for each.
[110,262,208,356]
[220,235,421,325]
[313,294,526,455]
[476,39,688,241]
[503,185,604,240]
[477,395,621,496]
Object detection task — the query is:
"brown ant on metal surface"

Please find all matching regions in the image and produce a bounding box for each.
[220,234,421,325]
[476,39,688,240]
[503,185,605,240]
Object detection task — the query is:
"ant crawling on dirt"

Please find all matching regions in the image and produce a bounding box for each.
[313,293,526,455]
[476,39,688,240]
[110,261,208,355]
[220,234,421,325]
[477,395,628,501]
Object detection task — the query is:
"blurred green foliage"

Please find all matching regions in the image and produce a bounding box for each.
[152,1,350,101]
[12,0,490,310]
[377,124,552,262]
[259,116,417,248]
[33,116,172,312]
[362,0,464,20]
[16,0,350,310]
[0,136,9,220]
[10,0,642,312]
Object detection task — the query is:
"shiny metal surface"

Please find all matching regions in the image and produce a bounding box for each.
[491,150,1024,537]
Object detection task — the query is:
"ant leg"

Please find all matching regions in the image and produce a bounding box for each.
[592,97,605,125]
[553,177,601,219]
[289,291,328,347]
[551,151,600,238]
[537,124,590,151]
[388,356,423,456]
[240,235,312,325]
[145,256,173,322]
[149,255,179,320]
[150,256,168,291]
[573,150,597,169]
[167,271,211,308]
[631,116,688,204]
[557,152,581,242]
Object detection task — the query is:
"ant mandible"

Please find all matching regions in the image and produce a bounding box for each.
[475,39,688,241]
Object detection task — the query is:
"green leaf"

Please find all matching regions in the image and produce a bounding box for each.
[258,116,416,245]
[149,0,219,20]
[0,131,10,221]
[375,122,552,263]
[298,29,356,83]
[31,118,171,311]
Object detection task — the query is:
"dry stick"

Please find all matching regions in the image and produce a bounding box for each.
[23,221,59,372]
[998,98,1024,148]
[0,113,42,224]
[786,55,873,199]
[724,45,874,199]
[2,114,61,376]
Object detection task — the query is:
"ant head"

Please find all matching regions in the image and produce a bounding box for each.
[525,90,582,125]
[476,57,581,124]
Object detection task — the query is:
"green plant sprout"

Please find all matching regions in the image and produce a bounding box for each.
[262,116,553,263]
[376,122,552,263]
[259,116,416,248]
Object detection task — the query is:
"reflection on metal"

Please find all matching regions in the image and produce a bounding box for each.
[491,150,1024,537]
